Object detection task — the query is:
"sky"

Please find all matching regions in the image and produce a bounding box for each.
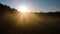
[0,0,60,12]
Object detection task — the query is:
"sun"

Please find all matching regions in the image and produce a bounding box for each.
[17,6,28,13]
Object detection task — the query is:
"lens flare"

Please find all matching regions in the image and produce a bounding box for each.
[17,6,28,13]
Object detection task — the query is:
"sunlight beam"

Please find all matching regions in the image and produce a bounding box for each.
[17,6,28,13]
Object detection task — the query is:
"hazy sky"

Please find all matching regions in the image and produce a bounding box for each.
[0,0,60,12]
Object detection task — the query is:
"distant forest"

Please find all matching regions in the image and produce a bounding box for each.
[0,3,60,16]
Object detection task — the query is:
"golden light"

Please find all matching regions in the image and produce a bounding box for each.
[17,6,28,13]
[16,6,41,26]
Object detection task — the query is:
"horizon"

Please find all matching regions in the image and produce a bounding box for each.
[0,0,60,12]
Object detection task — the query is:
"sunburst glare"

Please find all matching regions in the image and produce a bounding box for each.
[17,6,29,13]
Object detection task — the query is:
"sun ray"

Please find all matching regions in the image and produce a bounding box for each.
[17,6,28,13]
